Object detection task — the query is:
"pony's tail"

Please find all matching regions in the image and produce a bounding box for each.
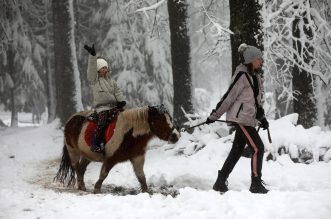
[54,145,76,187]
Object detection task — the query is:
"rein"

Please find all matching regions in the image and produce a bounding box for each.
[181,119,235,132]
[182,120,272,143]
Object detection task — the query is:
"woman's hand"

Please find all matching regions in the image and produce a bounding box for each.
[260,118,269,130]
[205,117,215,124]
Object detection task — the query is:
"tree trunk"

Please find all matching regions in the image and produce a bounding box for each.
[45,0,56,123]
[52,0,83,126]
[73,0,93,108]
[5,5,18,128]
[315,76,325,127]
[292,15,317,128]
[167,0,193,127]
[7,44,18,127]
[229,0,263,75]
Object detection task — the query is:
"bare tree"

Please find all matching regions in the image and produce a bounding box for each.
[263,0,331,127]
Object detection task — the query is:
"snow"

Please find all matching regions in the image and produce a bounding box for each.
[1,112,331,219]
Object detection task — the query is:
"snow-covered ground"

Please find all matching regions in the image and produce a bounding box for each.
[1,112,331,219]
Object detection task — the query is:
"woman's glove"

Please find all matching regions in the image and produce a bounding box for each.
[256,105,265,121]
[260,117,269,130]
[205,117,215,124]
[84,44,96,56]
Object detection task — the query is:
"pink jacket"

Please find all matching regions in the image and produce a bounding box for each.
[209,64,264,127]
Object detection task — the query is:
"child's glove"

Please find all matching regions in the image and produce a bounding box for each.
[84,44,96,56]
[117,101,126,111]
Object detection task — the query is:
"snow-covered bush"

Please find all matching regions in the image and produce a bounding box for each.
[168,113,331,164]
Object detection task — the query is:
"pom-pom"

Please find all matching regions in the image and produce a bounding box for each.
[238,43,248,53]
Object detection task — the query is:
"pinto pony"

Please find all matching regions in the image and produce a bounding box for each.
[54,105,180,194]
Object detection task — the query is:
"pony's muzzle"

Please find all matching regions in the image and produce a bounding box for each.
[168,129,180,143]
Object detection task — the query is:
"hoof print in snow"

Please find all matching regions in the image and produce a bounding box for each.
[101,184,179,197]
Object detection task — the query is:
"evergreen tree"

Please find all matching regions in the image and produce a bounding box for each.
[86,1,173,112]
[229,0,263,74]
[93,1,147,107]
[0,0,46,127]
[168,0,193,127]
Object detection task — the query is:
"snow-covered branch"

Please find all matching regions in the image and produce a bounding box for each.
[135,0,166,14]
[200,0,233,36]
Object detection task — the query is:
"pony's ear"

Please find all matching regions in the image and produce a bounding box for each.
[148,106,158,114]
[157,104,168,114]
[149,104,168,115]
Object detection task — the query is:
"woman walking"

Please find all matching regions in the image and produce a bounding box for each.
[206,43,269,194]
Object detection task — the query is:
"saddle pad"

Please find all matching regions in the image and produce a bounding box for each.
[84,119,117,147]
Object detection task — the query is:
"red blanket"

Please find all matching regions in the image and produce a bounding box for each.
[84,119,117,147]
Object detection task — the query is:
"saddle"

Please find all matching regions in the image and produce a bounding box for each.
[84,109,119,147]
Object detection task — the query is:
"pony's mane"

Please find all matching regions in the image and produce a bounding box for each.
[121,106,149,130]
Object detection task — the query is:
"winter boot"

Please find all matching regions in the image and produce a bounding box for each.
[91,135,105,153]
[249,176,269,194]
[213,171,228,193]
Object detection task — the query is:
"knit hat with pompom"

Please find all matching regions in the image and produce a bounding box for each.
[97,58,108,71]
[238,43,263,64]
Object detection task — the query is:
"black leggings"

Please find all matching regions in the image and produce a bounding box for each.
[220,125,264,178]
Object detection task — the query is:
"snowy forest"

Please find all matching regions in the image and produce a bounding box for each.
[1,0,331,218]
[1,0,331,163]
[1,0,331,128]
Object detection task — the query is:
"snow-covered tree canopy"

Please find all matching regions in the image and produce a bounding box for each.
[0,0,46,111]
[83,0,173,112]
[1,0,331,127]
[263,0,331,95]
